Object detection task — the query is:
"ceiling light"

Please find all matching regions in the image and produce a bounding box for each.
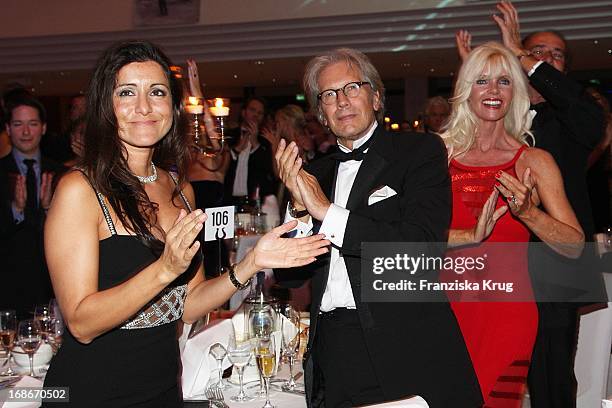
[255,60,264,65]
[233,74,238,79]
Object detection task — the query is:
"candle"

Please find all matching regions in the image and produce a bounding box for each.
[186,97,203,114]
[209,98,229,117]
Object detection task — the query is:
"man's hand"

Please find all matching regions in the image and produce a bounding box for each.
[296,169,330,221]
[12,174,26,212]
[275,139,305,209]
[40,172,54,210]
[186,58,203,98]
[492,1,524,56]
[455,29,472,62]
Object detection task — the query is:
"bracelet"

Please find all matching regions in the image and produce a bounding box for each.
[228,263,252,290]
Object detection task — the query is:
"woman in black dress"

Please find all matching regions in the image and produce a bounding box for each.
[42,41,328,407]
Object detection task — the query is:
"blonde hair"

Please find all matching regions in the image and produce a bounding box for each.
[440,42,533,158]
[275,104,306,136]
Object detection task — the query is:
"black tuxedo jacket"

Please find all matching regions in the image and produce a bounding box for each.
[0,152,65,318]
[527,63,608,314]
[280,128,482,408]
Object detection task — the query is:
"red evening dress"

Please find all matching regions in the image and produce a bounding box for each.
[443,146,538,407]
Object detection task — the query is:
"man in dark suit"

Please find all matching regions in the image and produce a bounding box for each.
[275,48,482,408]
[224,97,277,205]
[0,97,64,318]
[494,2,607,406]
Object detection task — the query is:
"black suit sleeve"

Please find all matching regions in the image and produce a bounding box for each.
[341,135,451,257]
[529,62,604,150]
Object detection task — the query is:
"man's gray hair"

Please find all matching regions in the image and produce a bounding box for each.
[303,48,385,124]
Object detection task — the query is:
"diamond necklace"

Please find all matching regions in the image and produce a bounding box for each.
[135,162,158,184]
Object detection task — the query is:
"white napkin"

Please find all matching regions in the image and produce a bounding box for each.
[180,319,233,399]
[603,399,612,408]
[1,376,43,408]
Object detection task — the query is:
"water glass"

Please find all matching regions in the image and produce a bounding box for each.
[17,319,42,378]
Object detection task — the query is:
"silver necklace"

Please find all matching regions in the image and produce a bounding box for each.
[135,162,158,184]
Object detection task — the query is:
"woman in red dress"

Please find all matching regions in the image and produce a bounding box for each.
[439,42,584,407]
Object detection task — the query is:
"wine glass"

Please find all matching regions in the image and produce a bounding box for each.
[17,319,42,378]
[34,305,52,342]
[280,306,301,391]
[0,310,17,376]
[255,336,277,408]
[227,331,254,402]
[248,305,275,397]
[209,343,228,390]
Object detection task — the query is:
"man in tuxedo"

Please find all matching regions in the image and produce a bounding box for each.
[494,2,607,406]
[275,48,482,408]
[0,97,64,318]
[224,97,277,205]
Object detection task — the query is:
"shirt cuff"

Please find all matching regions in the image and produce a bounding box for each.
[319,204,350,247]
[283,204,313,237]
[527,61,544,77]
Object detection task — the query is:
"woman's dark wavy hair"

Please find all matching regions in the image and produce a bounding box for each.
[82,40,187,253]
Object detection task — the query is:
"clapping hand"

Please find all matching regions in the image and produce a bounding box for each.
[158,209,207,282]
[186,58,203,98]
[252,220,329,269]
[495,168,535,218]
[275,139,305,208]
[296,169,330,222]
[472,190,508,243]
[40,172,54,210]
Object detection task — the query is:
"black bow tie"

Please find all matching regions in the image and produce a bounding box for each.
[329,136,374,162]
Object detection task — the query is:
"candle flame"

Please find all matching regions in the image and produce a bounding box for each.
[215,98,224,108]
[188,97,199,106]
[391,123,399,130]
[413,120,419,127]
[384,116,391,123]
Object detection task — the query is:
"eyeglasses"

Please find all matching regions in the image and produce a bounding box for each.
[317,81,371,105]
[529,46,566,62]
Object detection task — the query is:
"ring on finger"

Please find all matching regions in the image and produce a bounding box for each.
[510,195,517,206]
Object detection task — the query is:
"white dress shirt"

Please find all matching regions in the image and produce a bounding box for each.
[285,121,378,312]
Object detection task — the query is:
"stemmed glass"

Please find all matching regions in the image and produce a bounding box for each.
[34,305,52,342]
[255,336,276,408]
[227,331,254,402]
[0,310,17,376]
[248,305,275,397]
[209,343,228,390]
[17,319,42,378]
[280,306,301,391]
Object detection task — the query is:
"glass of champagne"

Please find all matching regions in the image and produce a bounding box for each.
[17,319,42,378]
[0,310,17,376]
[227,331,254,402]
[255,336,276,408]
[280,306,301,391]
[248,305,275,397]
[34,305,52,342]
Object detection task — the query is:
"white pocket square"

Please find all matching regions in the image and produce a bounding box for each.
[368,185,398,206]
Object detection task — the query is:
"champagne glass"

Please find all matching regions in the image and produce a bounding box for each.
[17,319,42,378]
[248,305,275,397]
[209,343,228,390]
[34,305,52,342]
[227,331,254,402]
[280,306,301,391]
[255,336,276,408]
[0,310,17,376]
